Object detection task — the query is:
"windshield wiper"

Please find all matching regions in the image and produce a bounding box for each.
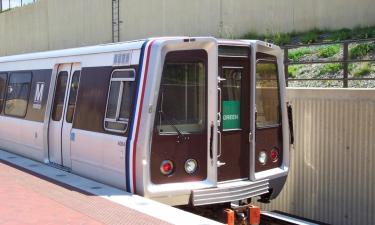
[170,118,190,143]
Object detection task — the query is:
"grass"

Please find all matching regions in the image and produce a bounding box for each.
[288,47,312,61]
[352,63,373,77]
[319,63,342,75]
[317,44,340,58]
[349,43,375,59]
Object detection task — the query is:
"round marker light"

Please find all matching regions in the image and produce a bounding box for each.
[270,148,279,162]
[160,160,174,176]
[258,151,267,165]
[185,159,198,174]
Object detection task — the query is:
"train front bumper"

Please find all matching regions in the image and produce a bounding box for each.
[191,179,270,206]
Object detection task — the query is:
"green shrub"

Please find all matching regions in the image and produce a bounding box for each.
[329,28,352,41]
[348,63,356,73]
[242,32,264,40]
[349,43,375,59]
[272,33,291,46]
[317,45,340,58]
[288,65,301,78]
[300,30,319,44]
[288,47,312,61]
[353,63,373,77]
[351,26,375,39]
[319,63,342,75]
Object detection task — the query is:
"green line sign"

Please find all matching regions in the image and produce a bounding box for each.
[222,101,241,130]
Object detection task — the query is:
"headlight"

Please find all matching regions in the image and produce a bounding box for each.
[184,159,198,174]
[258,151,267,165]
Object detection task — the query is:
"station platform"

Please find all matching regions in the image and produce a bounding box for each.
[0,149,222,225]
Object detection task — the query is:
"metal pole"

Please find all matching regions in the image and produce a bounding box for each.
[343,42,349,88]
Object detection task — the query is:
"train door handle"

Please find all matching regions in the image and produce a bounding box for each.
[217,130,222,157]
[217,161,226,167]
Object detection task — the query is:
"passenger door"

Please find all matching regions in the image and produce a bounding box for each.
[217,46,251,181]
[48,63,81,168]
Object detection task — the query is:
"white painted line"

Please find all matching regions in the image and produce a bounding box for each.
[0,149,223,225]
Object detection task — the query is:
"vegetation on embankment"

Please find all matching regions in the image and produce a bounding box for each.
[242,26,375,88]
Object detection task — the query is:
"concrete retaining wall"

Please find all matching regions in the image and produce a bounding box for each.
[0,0,375,55]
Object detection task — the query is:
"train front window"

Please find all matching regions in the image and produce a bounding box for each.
[157,59,206,134]
[256,61,281,128]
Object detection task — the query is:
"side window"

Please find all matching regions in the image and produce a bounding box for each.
[5,72,32,117]
[52,71,68,121]
[0,73,7,113]
[104,69,136,133]
[66,71,81,123]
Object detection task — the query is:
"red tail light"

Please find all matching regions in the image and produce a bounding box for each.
[160,160,174,176]
[270,148,279,162]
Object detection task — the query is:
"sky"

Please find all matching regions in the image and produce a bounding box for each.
[1,0,35,10]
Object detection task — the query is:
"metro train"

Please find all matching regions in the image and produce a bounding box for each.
[0,37,292,206]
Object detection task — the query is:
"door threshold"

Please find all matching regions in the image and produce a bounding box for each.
[47,162,71,172]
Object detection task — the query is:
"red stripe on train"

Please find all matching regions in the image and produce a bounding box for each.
[132,40,156,193]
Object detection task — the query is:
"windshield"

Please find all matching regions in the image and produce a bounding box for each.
[256,60,281,128]
[156,60,206,134]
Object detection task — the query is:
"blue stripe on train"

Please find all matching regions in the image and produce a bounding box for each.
[125,41,149,192]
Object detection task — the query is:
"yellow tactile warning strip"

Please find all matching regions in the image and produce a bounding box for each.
[0,160,171,225]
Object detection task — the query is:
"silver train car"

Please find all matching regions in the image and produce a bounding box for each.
[0,37,292,206]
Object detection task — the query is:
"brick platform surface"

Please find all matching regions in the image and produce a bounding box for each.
[0,160,170,225]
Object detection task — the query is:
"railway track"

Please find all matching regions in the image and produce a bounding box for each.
[178,205,329,225]
[260,211,329,225]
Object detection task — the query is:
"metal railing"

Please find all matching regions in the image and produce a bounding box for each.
[0,0,37,12]
[283,38,375,88]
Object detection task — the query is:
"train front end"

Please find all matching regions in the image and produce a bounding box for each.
[135,37,291,206]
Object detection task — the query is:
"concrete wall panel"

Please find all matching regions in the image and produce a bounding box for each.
[119,0,220,40]
[0,0,111,56]
[257,88,375,225]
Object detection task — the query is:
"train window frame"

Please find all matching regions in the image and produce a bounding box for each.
[255,59,282,129]
[4,71,33,118]
[104,69,136,134]
[0,73,8,113]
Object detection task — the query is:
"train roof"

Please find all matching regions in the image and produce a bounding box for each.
[0,39,146,64]
[0,37,281,65]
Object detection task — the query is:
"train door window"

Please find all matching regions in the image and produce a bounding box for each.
[221,67,242,131]
[0,73,7,113]
[104,69,136,133]
[255,60,281,128]
[4,72,32,117]
[66,71,81,123]
[52,72,68,121]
